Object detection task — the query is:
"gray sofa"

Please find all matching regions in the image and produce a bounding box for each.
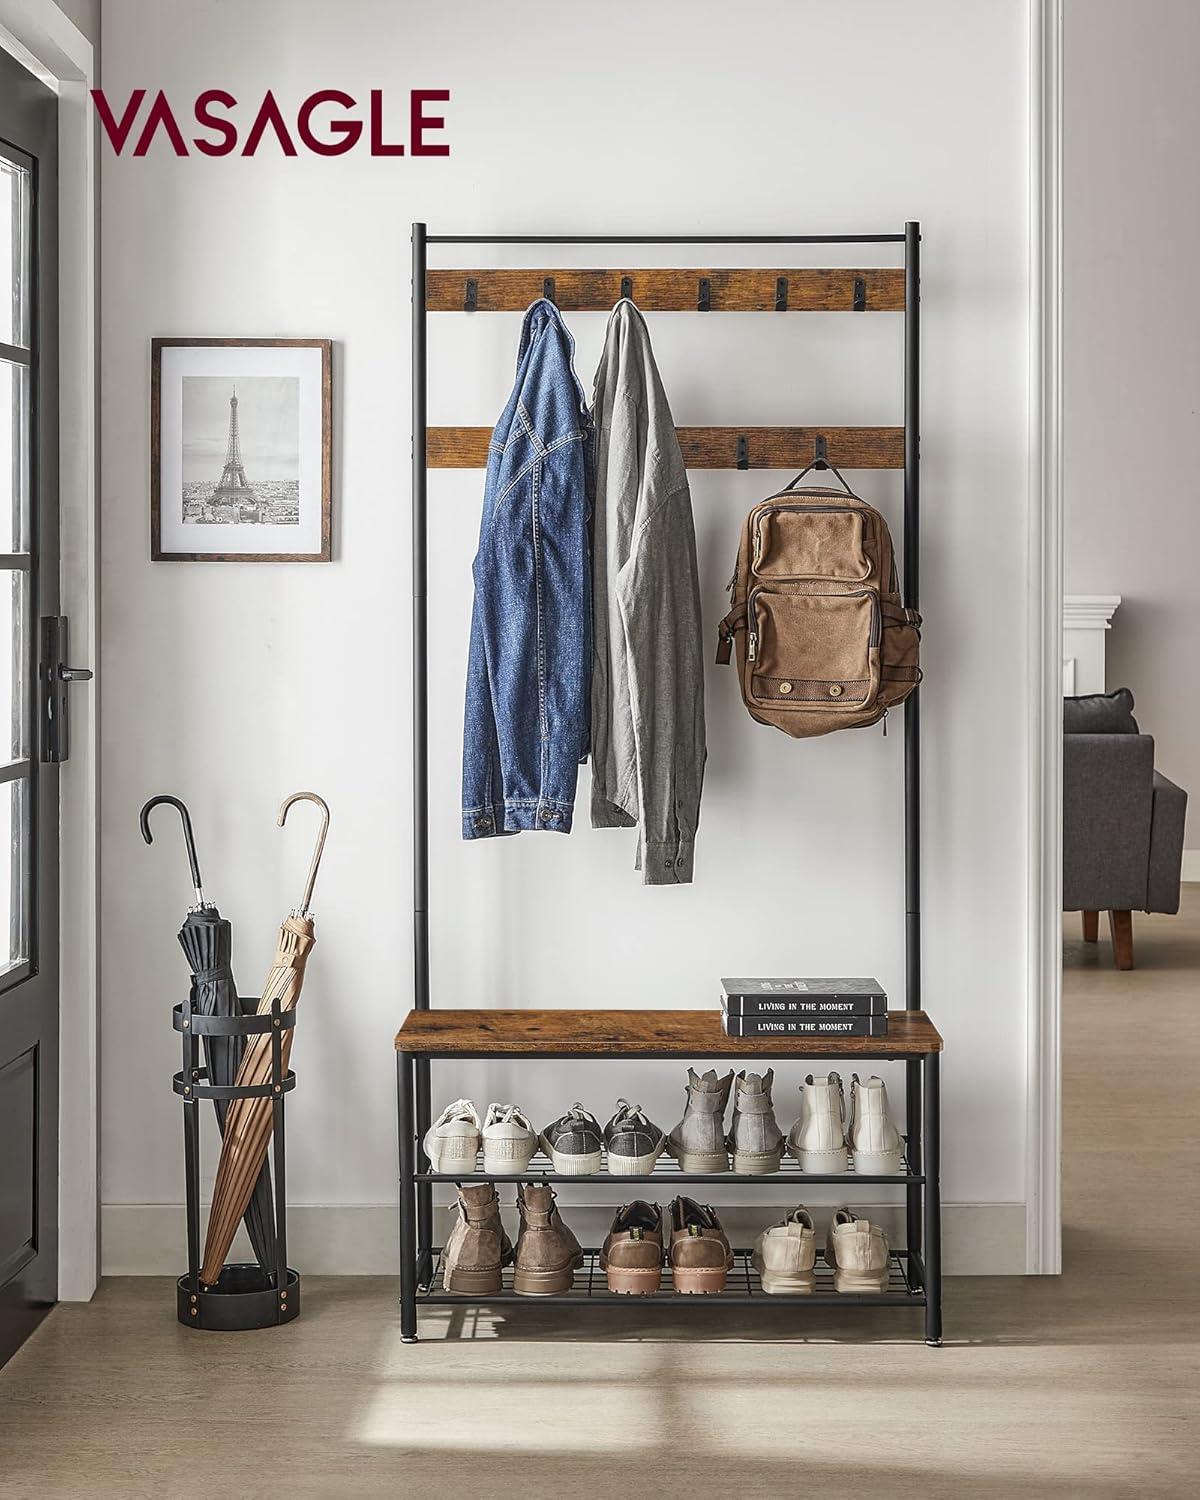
[1063,689,1188,968]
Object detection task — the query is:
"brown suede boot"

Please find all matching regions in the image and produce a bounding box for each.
[668,1196,734,1294]
[512,1183,583,1295]
[442,1184,513,1294]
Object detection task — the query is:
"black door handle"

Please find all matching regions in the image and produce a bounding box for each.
[40,618,91,763]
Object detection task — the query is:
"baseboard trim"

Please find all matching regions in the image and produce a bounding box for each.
[102,1200,1026,1277]
[1181,853,1200,883]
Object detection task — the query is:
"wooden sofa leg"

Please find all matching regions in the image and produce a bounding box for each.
[1109,910,1134,970]
[1082,910,1099,943]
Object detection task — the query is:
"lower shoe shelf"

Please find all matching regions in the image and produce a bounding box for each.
[417,1247,925,1309]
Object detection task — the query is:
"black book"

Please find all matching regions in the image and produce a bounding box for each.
[720,978,887,1017]
[722,1012,890,1038]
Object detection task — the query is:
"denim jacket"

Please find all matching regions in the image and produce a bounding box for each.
[462,300,592,839]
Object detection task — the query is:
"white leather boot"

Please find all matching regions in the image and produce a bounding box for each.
[786,1072,848,1173]
[848,1074,903,1174]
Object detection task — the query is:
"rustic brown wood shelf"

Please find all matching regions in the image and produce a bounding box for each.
[428,425,905,471]
[426,267,905,313]
[395,1007,942,1059]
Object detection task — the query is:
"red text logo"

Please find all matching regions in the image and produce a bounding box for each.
[91,88,451,157]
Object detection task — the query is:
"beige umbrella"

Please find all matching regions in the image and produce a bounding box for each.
[200,792,329,1287]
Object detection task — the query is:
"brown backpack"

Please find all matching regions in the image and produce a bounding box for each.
[716,473,921,737]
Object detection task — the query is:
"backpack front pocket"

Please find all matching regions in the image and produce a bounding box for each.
[753,505,871,583]
[746,588,880,709]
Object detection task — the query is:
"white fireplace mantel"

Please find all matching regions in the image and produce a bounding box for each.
[1063,594,1121,696]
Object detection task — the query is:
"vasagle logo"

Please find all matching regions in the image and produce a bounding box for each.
[90,88,451,157]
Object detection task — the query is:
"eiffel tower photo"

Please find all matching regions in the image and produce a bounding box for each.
[208,385,263,522]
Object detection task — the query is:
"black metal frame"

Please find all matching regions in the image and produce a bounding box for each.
[173,995,300,1330]
[397,1046,940,1340]
[404,223,939,1345]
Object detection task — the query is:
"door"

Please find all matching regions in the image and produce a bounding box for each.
[0,46,60,1367]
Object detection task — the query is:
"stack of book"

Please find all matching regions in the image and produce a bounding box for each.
[719,977,889,1038]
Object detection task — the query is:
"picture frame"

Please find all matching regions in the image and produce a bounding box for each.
[150,337,333,561]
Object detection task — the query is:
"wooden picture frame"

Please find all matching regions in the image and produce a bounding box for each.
[150,337,332,561]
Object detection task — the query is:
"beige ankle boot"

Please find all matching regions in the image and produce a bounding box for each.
[824,1207,889,1293]
[667,1068,733,1172]
[753,1207,816,1294]
[728,1069,784,1174]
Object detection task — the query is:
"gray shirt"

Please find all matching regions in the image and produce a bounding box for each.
[590,301,706,884]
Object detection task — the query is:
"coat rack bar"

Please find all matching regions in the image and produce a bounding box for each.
[425,268,905,314]
[428,425,904,471]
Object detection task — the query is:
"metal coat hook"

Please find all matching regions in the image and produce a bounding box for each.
[853,276,867,311]
[140,795,205,908]
[697,277,711,312]
[464,278,478,312]
[736,435,749,470]
[620,276,633,300]
[813,435,829,468]
[775,276,789,312]
[542,277,556,305]
[278,791,331,917]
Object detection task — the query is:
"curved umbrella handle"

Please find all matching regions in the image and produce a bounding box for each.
[278,791,330,916]
[140,794,205,906]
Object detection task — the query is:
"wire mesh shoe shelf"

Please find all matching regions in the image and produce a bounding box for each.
[423,1249,921,1308]
[399,222,942,1344]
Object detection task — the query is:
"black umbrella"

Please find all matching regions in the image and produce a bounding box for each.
[141,795,276,1275]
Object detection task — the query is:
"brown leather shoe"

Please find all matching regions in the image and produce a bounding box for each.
[442,1183,513,1294]
[599,1201,664,1293]
[513,1183,584,1295]
[668,1196,734,1294]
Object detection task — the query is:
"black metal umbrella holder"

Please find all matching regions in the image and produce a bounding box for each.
[173,992,301,1330]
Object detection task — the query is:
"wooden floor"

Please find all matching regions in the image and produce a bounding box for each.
[2,895,1198,1498]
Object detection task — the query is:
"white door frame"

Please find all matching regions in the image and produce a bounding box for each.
[0,0,98,1301]
[1026,0,1064,1274]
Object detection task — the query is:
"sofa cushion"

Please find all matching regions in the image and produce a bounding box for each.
[1063,688,1138,735]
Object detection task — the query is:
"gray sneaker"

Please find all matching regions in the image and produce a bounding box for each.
[727,1068,784,1174]
[666,1068,733,1172]
[539,1102,602,1175]
[603,1100,665,1176]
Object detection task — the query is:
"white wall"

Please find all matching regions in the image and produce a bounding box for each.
[1063,0,1197,864]
[100,0,1034,1274]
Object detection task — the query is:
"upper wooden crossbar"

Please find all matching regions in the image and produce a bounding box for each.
[428,426,904,471]
[425,268,905,313]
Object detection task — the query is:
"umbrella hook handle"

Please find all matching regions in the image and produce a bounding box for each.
[278,791,330,916]
[139,795,205,906]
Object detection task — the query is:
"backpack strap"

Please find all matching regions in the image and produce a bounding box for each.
[716,604,747,665]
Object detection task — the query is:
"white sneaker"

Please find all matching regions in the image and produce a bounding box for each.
[848,1074,903,1174]
[481,1102,537,1173]
[786,1072,848,1172]
[422,1098,481,1172]
[825,1207,890,1293]
[752,1207,817,1294]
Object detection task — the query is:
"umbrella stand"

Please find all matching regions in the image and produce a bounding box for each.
[173,989,300,1331]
